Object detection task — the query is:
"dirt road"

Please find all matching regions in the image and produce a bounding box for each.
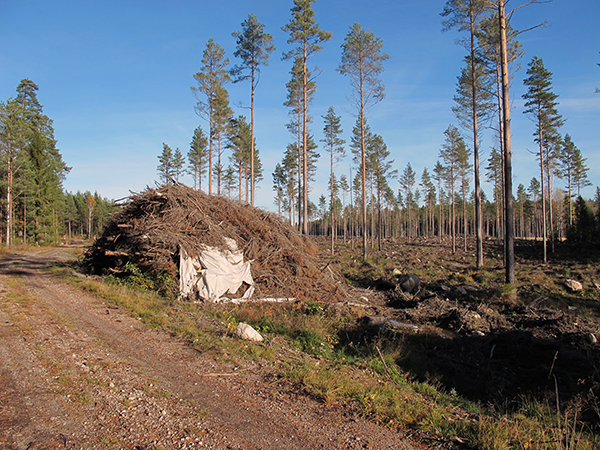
[0,248,421,450]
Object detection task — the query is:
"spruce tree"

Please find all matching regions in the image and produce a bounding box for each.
[8,80,70,245]
[188,126,208,191]
[157,143,174,184]
[172,148,185,183]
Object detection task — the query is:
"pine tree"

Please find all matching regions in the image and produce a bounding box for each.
[457,140,472,250]
[283,56,316,231]
[85,193,96,239]
[368,134,396,250]
[192,39,230,195]
[486,147,503,241]
[0,99,27,246]
[442,0,493,268]
[281,143,299,224]
[321,106,345,255]
[498,0,517,284]
[339,173,350,242]
[282,0,331,235]
[213,84,233,194]
[516,183,528,238]
[399,163,417,240]
[439,125,466,254]
[433,161,446,241]
[528,177,542,239]
[226,116,252,203]
[222,166,236,199]
[420,168,437,237]
[272,163,286,216]
[570,139,591,197]
[231,14,275,206]
[523,55,564,263]
[558,134,578,225]
[338,22,389,259]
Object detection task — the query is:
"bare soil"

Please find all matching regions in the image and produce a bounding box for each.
[328,236,600,427]
[0,246,422,450]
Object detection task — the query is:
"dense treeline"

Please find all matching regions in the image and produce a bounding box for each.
[0,79,117,246]
[63,191,118,241]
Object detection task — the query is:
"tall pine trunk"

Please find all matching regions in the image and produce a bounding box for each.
[499,1,515,284]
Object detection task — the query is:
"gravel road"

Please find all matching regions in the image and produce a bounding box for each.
[0,248,423,450]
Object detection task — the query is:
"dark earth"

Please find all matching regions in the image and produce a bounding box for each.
[328,235,600,428]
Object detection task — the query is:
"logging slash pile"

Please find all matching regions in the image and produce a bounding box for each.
[83,184,345,302]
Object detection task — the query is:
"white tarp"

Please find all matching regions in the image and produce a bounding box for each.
[179,238,254,302]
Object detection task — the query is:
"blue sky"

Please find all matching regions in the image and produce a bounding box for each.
[1,0,598,211]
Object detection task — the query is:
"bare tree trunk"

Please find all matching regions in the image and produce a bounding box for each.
[469,5,483,269]
[499,1,515,284]
[539,122,548,263]
[250,67,256,206]
[302,47,309,236]
[6,163,12,248]
[361,104,367,259]
[547,157,555,254]
[330,149,335,256]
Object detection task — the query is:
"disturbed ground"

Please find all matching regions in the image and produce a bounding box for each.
[0,246,423,450]
[2,235,599,449]
[325,235,600,426]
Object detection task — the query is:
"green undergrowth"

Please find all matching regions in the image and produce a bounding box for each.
[52,262,598,450]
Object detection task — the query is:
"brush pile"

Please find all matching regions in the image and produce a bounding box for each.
[83,184,345,302]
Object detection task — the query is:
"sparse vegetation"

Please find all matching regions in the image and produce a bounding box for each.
[48,234,600,449]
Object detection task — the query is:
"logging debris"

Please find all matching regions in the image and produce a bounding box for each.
[83,184,346,302]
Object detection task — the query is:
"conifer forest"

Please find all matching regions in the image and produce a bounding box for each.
[2,1,600,448]
[152,0,600,274]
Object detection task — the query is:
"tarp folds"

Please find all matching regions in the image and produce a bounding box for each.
[179,238,254,302]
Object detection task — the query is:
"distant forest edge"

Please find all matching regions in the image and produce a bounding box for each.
[0,79,116,246]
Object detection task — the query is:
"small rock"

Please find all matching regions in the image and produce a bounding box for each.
[565,279,583,292]
[586,333,597,345]
[235,323,263,342]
